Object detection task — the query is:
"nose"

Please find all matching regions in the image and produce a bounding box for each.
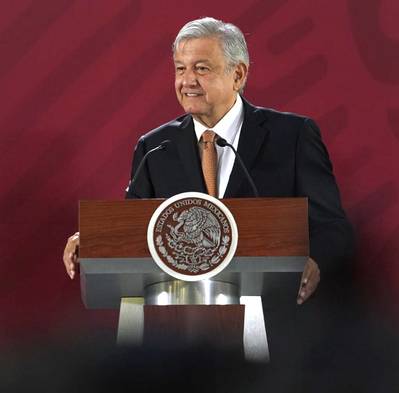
[182,69,198,87]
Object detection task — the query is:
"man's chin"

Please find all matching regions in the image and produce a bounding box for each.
[182,106,203,116]
[180,98,206,112]
[179,103,212,124]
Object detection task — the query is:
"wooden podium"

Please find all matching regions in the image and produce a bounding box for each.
[79,197,308,362]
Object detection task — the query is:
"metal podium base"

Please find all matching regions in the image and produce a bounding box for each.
[144,280,240,305]
[117,280,269,363]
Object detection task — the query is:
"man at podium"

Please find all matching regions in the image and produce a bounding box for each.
[63,17,354,364]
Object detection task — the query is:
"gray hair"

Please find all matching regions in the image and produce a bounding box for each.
[172,17,249,71]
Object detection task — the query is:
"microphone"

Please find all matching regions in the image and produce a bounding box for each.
[216,137,259,198]
[126,140,170,197]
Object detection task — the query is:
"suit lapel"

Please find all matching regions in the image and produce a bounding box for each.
[224,99,270,197]
[175,115,207,193]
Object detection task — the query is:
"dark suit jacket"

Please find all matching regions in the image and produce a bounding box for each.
[126,97,354,279]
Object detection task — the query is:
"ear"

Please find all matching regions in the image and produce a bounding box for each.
[233,62,248,91]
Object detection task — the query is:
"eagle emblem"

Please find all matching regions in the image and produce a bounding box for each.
[148,192,237,280]
[155,206,230,273]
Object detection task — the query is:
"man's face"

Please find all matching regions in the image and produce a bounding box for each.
[174,37,242,128]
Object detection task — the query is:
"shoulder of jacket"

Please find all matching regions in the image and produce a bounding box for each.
[138,113,189,142]
[255,105,310,124]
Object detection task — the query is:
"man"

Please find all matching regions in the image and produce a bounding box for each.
[63,17,353,361]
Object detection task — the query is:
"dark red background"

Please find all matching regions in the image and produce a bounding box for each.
[1,0,398,345]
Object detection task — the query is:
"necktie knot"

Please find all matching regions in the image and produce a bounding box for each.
[202,130,216,144]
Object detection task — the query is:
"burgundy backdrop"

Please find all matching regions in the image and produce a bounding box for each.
[1,0,398,345]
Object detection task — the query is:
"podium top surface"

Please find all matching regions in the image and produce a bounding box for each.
[79,197,308,259]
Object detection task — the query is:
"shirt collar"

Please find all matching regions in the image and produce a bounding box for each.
[193,94,244,143]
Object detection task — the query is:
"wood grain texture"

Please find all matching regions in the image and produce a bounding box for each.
[79,198,308,258]
[143,305,244,350]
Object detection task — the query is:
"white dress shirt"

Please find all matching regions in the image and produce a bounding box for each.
[193,95,244,198]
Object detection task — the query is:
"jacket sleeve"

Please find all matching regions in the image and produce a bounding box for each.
[295,118,355,278]
[125,137,155,199]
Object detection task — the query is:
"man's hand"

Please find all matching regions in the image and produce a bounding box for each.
[297,257,320,305]
[63,232,80,279]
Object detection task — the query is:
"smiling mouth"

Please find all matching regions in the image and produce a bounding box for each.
[184,93,203,97]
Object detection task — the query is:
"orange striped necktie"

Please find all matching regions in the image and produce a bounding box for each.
[201,130,218,197]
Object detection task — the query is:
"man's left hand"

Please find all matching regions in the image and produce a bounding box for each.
[297,257,320,305]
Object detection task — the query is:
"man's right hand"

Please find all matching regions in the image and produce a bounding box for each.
[63,232,80,279]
